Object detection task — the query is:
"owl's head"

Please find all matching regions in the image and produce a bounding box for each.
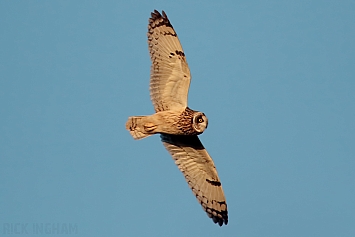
[192,112,208,133]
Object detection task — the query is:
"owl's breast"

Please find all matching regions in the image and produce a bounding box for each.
[176,107,201,135]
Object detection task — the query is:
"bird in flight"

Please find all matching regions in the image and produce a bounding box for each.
[126,10,228,226]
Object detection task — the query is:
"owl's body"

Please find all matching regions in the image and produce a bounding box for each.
[125,10,228,226]
[126,107,208,139]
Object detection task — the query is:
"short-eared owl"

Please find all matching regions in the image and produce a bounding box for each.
[126,10,228,226]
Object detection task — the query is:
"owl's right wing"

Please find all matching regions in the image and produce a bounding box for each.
[148,10,191,112]
[160,134,228,226]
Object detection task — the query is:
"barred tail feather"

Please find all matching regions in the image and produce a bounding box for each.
[125,116,153,140]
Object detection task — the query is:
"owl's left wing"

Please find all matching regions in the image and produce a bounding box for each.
[160,134,228,226]
[148,10,191,112]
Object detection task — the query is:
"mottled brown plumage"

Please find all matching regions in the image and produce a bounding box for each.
[176,107,207,135]
[125,10,228,226]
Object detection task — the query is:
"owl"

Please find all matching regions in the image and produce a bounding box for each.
[126,10,228,226]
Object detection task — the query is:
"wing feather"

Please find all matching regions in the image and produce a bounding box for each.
[160,134,228,226]
[148,10,191,112]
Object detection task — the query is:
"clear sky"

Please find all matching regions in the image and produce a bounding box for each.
[1,1,354,236]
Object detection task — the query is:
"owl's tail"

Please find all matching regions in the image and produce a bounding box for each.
[125,116,155,140]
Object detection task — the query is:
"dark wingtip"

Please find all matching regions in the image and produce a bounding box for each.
[162,10,167,18]
[212,215,228,226]
[209,205,228,226]
[151,9,160,19]
[150,10,169,22]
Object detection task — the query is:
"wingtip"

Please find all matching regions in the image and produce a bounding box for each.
[212,215,228,226]
[162,10,167,18]
[207,205,228,226]
[151,9,160,18]
[150,9,169,21]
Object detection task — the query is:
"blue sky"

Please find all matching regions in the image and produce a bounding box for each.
[1,1,354,236]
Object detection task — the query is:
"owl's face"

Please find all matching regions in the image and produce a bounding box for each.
[192,112,208,133]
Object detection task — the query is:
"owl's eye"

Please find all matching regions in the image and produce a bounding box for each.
[198,118,204,123]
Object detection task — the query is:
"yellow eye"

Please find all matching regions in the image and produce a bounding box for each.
[198,118,204,123]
